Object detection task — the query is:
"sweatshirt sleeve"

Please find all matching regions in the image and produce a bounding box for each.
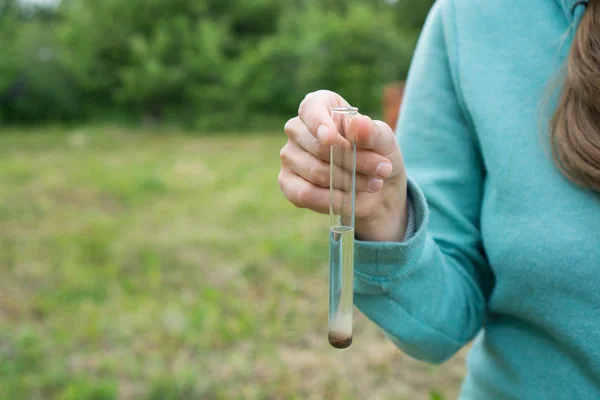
[353,0,494,364]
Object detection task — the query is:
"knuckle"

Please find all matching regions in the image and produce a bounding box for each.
[308,161,327,187]
[277,170,286,192]
[283,118,298,138]
[316,89,335,98]
[279,144,291,165]
[296,187,312,206]
[314,139,328,159]
[298,90,334,115]
[374,119,392,133]
[298,92,315,115]
[356,155,369,173]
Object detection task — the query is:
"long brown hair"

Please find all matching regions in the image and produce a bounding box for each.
[551,0,600,191]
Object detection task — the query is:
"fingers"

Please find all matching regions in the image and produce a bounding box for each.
[285,117,330,161]
[349,115,404,174]
[298,90,351,145]
[278,168,330,214]
[280,141,384,192]
[284,116,393,179]
[278,168,358,216]
[296,92,399,156]
[342,142,394,180]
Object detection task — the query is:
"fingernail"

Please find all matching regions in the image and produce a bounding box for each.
[368,178,384,192]
[317,125,329,144]
[376,162,392,178]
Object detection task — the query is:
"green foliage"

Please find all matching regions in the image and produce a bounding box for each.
[0,0,434,129]
[0,3,81,123]
[429,390,446,400]
[393,0,437,31]
[236,1,411,118]
[147,377,199,400]
[58,379,118,400]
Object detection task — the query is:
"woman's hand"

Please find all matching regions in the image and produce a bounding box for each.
[278,90,408,242]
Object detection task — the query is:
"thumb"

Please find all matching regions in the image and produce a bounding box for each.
[349,115,404,172]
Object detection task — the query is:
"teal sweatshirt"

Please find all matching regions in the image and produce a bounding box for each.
[353,0,600,398]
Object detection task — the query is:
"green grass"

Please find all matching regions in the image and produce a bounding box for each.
[0,126,466,399]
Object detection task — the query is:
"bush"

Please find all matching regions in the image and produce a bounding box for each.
[238,1,414,117]
[0,3,82,123]
[0,0,434,129]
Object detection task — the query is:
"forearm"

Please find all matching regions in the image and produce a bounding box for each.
[353,178,487,363]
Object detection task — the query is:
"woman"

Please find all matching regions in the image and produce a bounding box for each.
[278,0,600,398]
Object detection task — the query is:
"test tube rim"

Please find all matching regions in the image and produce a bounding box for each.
[330,106,359,114]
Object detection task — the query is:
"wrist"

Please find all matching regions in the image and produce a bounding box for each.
[356,176,408,242]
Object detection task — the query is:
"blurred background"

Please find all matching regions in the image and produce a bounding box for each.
[0,0,468,399]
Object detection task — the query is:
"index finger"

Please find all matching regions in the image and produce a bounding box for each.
[298,90,351,146]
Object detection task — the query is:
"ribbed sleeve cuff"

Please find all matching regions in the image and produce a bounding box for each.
[403,195,417,240]
[353,176,429,294]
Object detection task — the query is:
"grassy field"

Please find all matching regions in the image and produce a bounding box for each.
[0,127,466,399]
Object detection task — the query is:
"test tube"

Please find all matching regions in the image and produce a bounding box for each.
[328,106,358,349]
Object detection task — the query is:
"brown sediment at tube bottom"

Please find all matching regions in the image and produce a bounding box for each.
[328,332,353,349]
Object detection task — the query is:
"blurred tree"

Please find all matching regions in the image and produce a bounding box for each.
[236,0,416,118]
[0,0,20,99]
[59,0,250,124]
[393,0,436,31]
[0,0,81,123]
[0,0,435,128]
[59,1,210,108]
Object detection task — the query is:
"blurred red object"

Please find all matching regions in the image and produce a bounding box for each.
[383,81,405,132]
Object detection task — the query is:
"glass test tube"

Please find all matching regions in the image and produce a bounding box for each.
[328,106,358,349]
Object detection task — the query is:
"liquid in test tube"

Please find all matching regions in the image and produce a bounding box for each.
[328,106,358,349]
